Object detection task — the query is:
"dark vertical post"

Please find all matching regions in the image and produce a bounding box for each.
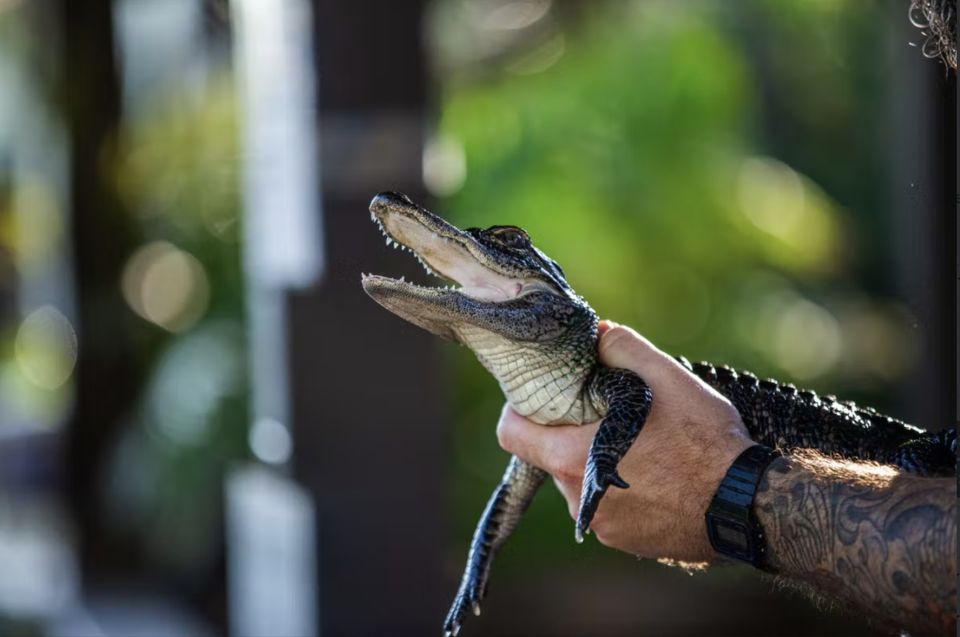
[58,0,144,578]
[890,13,956,432]
[290,1,447,635]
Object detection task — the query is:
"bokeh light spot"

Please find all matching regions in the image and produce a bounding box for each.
[737,156,805,240]
[481,0,552,31]
[121,241,210,332]
[146,324,243,447]
[773,297,841,379]
[423,135,467,197]
[249,418,292,465]
[736,156,839,272]
[506,33,565,75]
[14,306,77,390]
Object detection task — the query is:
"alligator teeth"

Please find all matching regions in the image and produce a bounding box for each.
[370,210,460,290]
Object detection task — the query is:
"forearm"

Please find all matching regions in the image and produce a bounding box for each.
[755,450,957,636]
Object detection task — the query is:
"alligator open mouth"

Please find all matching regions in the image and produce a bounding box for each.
[361,192,543,302]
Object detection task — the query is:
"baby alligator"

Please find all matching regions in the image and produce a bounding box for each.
[359,192,956,636]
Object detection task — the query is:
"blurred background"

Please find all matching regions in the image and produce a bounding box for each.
[0,0,954,635]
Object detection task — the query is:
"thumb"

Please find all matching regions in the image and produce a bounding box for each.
[598,324,676,385]
[598,324,662,371]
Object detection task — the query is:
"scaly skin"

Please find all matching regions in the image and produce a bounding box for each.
[681,359,956,475]
[359,192,956,636]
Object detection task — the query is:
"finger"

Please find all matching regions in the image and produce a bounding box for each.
[552,476,581,521]
[496,405,593,476]
[598,324,684,383]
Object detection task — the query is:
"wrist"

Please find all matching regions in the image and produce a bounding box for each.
[688,435,753,561]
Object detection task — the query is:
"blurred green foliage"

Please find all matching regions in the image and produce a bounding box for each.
[430,0,914,567]
[105,78,250,577]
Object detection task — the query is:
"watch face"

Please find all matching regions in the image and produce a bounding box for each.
[714,520,749,549]
[707,514,756,563]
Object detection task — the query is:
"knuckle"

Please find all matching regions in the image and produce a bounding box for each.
[543,438,579,480]
[592,522,613,547]
[495,419,511,450]
[598,325,634,358]
[553,461,582,485]
[495,407,519,451]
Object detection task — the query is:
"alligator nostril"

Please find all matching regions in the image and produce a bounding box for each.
[370,191,414,214]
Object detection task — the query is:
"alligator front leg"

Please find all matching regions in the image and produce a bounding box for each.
[576,366,653,542]
[444,455,546,636]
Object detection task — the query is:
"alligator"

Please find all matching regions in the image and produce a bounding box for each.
[359,191,957,636]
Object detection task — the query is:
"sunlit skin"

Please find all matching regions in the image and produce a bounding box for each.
[498,321,957,636]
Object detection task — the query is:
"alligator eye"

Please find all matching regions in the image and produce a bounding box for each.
[490,226,529,248]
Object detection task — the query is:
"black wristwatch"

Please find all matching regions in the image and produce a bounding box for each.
[704,444,781,569]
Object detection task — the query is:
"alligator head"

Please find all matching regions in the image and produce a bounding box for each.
[361,191,600,424]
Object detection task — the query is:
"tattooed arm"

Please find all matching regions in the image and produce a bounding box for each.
[755,450,957,636]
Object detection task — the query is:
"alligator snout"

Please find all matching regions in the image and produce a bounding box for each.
[370,191,416,215]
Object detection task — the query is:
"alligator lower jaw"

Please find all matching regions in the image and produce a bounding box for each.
[360,272,466,301]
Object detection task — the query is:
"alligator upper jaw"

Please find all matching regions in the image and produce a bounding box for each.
[361,191,527,303]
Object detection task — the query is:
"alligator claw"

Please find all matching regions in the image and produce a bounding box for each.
[443,573,484,636]
[575,457,631,542]
[575,480,605,542]
[607,472,630,489]
[574,525,591,544]
[573,368,651,542]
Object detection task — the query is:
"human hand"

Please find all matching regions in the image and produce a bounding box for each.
[496,321,753,563]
